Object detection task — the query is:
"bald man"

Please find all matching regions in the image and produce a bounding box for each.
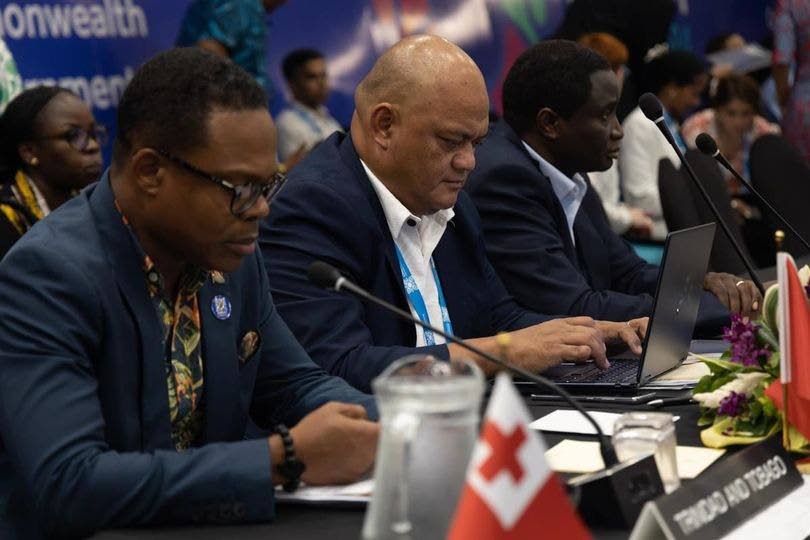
[259,35,646,392]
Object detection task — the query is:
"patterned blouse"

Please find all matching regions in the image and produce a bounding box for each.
[681,109,781,192]
[0,171,50,258]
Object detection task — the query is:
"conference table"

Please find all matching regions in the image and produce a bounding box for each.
[93,394,707,540]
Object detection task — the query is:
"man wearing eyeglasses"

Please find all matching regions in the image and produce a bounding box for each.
[260,35,647,393]
[0,48,379,539]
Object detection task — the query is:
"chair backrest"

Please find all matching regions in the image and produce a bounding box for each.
[658,158,700,232]
[750,134,810,257]
[658,151,751,274]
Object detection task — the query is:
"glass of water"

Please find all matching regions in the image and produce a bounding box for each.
[612,412,680,493]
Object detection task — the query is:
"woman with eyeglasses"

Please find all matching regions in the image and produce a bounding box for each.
[0,86,104,258]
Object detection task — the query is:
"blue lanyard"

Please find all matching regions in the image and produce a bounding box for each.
[394,245,453,345]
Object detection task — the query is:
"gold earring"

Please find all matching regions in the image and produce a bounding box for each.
[30,157,39,166]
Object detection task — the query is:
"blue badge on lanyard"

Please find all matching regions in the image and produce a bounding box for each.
[394,245,454,345]
[211,295,231,320]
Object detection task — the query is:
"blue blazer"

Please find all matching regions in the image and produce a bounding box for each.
[468,119,668,321]
[0,173,375,539]
[260,132,548,392]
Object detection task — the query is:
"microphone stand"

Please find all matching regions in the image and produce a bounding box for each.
[641,95,765,295]
[314,261,666,528]
[331,275,620,466]
[697,135,810,253]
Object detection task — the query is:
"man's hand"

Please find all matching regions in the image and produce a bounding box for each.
[282,402,379,486]
[595,318,648,357]
[703,272,761,319]
[507,316,608,370]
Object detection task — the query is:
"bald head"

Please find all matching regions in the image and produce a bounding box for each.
[355,35,486,115]
[350,35,490,217]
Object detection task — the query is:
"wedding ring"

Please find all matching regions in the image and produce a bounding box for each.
[735,280,745,287]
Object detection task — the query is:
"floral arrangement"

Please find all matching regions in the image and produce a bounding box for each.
[691,266,810,452]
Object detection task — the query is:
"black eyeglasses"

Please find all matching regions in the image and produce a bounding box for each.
[157,149,286,216]
[39,125,107,151]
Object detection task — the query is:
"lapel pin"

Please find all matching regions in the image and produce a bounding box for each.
[211,295,231,320]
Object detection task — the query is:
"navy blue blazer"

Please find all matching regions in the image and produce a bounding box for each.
[260,132,548,392]
[468,119,667,321]
[0,173,375,539]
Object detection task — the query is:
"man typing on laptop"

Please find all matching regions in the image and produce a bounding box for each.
[466,40,760,326]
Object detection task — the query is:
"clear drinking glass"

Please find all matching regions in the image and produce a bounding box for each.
[362,355,484,540]
[612,412,680,493]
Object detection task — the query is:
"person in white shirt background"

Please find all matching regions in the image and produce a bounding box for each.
[275,48,344,166]
[578,32,653,239]
[619,49,708,241]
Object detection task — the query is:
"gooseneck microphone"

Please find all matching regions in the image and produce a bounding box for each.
[695,132,810,252]
[638,93,765,295]
[307,260,619,467]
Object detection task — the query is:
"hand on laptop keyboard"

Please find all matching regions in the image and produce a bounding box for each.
[595,318,647,356]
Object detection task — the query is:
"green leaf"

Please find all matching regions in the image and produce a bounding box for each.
[748,399,762,420]
[709,373,736,391]
[695,354,744,374]
[757,323,779,351]
[698,407,716,427]
[693,374,715,394]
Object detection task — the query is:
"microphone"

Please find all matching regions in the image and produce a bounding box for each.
[639,93,765,295]
[308,261,619,465]
[695,132,810,252]
[309,260,669,527]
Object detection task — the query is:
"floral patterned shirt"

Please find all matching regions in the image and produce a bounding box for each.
[116,204,209,451]
[144,258,208,451]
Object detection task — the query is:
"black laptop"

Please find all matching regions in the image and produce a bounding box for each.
[539,222,717,393]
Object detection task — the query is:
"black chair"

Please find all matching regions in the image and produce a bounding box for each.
[750,134,810,257]
[657,152,752,275]
[658,158,701,232]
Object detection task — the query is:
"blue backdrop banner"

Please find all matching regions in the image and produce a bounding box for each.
[1,0,773,163]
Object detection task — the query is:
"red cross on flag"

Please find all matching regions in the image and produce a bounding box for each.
[447,373,591,539]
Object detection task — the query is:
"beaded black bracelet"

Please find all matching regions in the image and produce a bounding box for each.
[274,424,306,492]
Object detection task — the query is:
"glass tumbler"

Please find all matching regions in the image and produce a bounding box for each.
[612,411,680,493]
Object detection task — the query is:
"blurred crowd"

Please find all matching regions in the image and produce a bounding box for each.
[0,0,807,265]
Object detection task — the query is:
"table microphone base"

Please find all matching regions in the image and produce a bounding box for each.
[567,454,664,529]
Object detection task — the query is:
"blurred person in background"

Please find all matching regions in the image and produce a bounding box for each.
[0,86,103,258]
[619,49,708,241]
[682,74,780,191]
[177,0,287,100]
[773,0,810,164]
[578,32,652,239]
[705,32,747,81]
[555,0,677,121]
[275,48,342,167]
[682,74,780,267]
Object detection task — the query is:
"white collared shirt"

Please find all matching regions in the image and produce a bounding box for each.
[521,141,587,245]
[361,159,454,347]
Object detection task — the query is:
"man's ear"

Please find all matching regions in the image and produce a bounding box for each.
[535,107,562,141]
[368,102,398,150]
[129,148,164,196]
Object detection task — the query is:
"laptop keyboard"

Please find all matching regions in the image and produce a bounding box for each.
[556,358,639,384]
